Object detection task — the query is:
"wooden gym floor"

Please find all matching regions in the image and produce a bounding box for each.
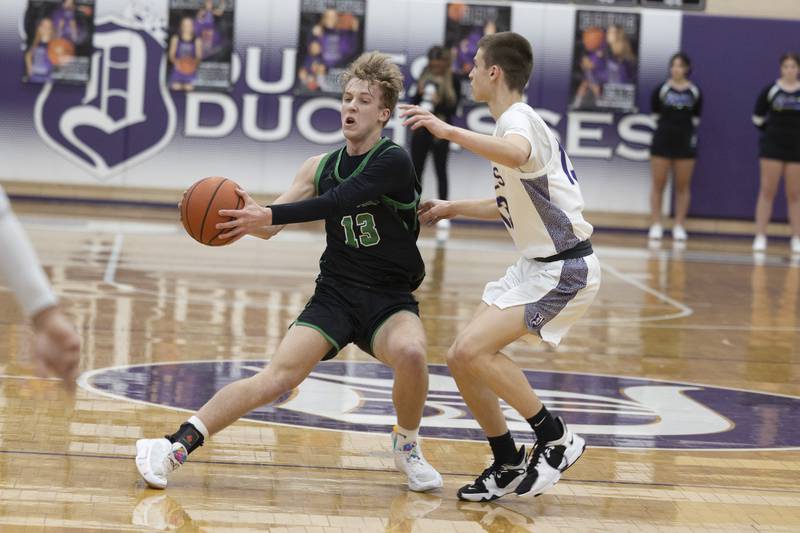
[0,206,799,532]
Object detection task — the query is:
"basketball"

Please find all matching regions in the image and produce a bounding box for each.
[175,56,198,75]
[447,3,466,22]
[47,38,75,66]
[337,12,357,30]
[582,27,605,52]
[180,176,243,246]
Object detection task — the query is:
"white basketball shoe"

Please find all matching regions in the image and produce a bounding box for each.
[392,430,443,492]
[515,417,586,498]
[135,438,188,489]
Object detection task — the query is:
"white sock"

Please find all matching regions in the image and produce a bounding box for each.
[188,415,210,440]
[393,425,419,451]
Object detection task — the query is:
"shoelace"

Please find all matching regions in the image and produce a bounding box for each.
[526,444,550,473]
[472,463,503,488]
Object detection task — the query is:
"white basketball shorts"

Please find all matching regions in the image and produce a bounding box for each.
[481,253,601,348]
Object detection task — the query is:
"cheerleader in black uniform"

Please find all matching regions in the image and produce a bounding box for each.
[649,53,702,242]
[752,52,800,254]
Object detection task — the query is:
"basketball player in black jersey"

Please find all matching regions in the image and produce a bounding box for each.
[135,52,443,493]
[648,52,702,242]
[752,52,800,254]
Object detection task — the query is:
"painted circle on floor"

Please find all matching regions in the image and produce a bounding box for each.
[80,360,800,450]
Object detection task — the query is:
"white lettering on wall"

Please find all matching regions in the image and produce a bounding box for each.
[567,112,613,159]
[185,92,238,138]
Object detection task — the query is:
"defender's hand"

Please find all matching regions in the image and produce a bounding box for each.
[399,104,453,139]
[418,199,454,225]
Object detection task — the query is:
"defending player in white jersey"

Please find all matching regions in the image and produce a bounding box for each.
[400,32,600,502]
[0,186,81,388]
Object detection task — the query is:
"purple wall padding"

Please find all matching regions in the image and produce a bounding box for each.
[681,14,799,221]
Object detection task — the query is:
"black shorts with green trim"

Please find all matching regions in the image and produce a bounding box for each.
[291,276,419,360]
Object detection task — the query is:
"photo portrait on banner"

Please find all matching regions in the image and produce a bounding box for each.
[445,3,511,98]
[570,10,640,112]
[22,0,95,84]
[295,0,366,95]
[166,0,235,92]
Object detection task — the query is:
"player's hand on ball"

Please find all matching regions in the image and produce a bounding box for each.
[418,199,454,225]
[399,104,453,139]
[177,189,187,211]
[31,306,81,391]
[216,188,272,240]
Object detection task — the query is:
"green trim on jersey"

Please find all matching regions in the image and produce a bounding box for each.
[368,309,418,354]
[324,137,421,232]
[333,137,391,182]
[313,151,336,197]
[380,192,419,211]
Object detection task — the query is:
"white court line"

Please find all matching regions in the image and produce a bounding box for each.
[92,228,697,325]
[102,233,124,284]
[0,374,60,381]
[101,233,137,292]
[589,263,694,325]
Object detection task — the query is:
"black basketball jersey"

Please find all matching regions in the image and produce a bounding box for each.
[651,81,702,136]
[753,82,800,139]
[313,138,425,292]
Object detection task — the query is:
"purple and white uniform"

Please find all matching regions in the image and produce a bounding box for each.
[605,56,634,85]
[318,29,356,68]
[195,10,216,58]
[482,103,601,348]
[53,8,78,42]
[29,42,53,83]
[455,28,483,74]
[582,49,607,86]
[170,37,197,86]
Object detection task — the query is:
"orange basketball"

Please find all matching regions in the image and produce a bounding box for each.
[180,177,244,246]
[337,12,357,30]
[447,3,467,22]
[175,57,198,75]
[47,38,75,66]
[582,27,605,52]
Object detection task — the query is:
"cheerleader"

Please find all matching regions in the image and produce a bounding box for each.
[648,53,702,241]
[752,52,800,253]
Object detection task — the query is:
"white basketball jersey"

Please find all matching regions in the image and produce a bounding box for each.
[492,102,593,259]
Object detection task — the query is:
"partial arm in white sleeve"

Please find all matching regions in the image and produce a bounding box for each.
[0,187,58,317]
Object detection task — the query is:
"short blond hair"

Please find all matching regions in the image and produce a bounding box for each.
[340,51,403,122]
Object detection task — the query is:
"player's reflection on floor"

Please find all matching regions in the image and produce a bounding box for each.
[132,493,197,532]
[385,491,442,532]
[457,500,536,532]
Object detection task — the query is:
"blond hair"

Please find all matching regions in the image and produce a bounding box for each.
[340,51,403,124]
[418,46,457,109]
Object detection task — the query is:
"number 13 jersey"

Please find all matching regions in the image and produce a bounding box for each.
[491,102,593,259]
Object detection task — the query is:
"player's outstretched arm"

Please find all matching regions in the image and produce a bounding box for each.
[248,153,322,240]
[0,189,80,389]
[399,104,531,168]
[217,148,410,239]
[419,198,500,224]
[213,153,323,241]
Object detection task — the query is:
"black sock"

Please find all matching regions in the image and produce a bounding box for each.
[487,431,518,465]
[166,422,204,454]
[527,406,563,444]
